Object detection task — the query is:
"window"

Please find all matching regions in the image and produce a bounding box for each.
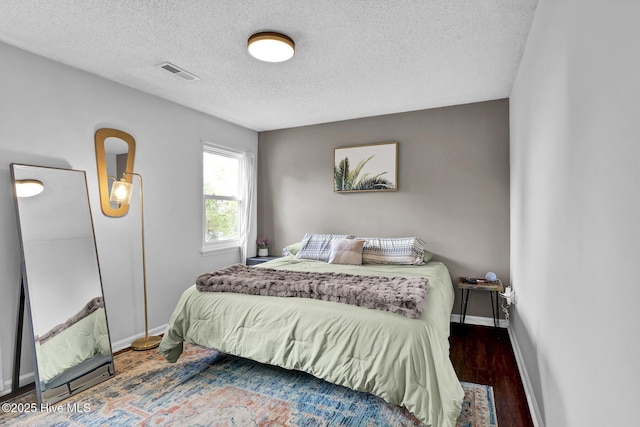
[203,145,243,250]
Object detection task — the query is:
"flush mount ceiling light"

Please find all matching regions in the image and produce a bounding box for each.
[15,179,44,197]
[248,32,295,62]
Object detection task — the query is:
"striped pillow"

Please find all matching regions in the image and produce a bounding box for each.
[296,233,355,262]
[360,237,431,265]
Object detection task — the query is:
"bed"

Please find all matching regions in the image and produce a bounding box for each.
[35,299,112,388]
[159,254,463,427]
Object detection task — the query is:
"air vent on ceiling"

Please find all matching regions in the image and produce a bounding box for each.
[157,62,200,81]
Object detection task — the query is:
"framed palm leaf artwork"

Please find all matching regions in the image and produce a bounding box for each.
[334,142,398,193]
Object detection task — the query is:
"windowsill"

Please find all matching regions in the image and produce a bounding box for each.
[201,243,241,256]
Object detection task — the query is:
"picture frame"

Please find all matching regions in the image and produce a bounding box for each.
[334,142,398,193]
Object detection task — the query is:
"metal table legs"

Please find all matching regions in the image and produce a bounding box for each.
[460,289,500,328]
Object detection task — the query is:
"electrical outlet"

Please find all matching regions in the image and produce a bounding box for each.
[501,286,517,306]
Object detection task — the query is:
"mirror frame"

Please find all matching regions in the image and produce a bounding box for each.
[11,163,115,404]
[95,128,136,217]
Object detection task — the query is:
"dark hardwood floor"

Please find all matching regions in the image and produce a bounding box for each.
[4,324,533,426]
[450,323,534,427]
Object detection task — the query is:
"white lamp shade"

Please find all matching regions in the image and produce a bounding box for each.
[248,32,295,62]
[110,180,133,205]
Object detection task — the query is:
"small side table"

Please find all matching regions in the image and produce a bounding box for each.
[458,277,504,328]
[246,256,280,266]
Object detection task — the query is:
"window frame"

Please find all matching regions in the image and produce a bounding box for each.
[201,143,244,255]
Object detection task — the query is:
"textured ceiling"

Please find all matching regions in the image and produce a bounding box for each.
[0,0,537,131]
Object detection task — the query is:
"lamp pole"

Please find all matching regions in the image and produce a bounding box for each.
[124,172,161,351]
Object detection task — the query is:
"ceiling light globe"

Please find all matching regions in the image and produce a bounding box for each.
[248,32,295,63]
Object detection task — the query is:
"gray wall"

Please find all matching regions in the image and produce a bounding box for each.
[0,42,257,391]
[510,0,640,426]
[258,99,510,318]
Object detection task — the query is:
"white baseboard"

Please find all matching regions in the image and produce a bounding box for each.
[450,313,509,328]
[0,331,34,396]
[111,324,167,353]
[507,325,544,427]
[0,324,168,398]
[0,334,35,396]
[1,372,35,398]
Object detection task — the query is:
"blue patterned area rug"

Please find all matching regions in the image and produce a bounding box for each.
[1,343,496,426]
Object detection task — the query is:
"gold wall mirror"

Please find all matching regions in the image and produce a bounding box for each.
[95,128,136,217]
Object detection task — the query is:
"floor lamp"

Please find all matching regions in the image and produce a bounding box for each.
[110,172,162,351]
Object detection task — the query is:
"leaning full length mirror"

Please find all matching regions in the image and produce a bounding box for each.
[95,128,136,217]
[11,164,114,404]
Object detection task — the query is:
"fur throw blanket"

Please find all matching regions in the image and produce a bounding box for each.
[36,296,104,343]
[196,264,428,318]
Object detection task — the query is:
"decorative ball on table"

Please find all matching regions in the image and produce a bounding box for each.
[485,272,497,282]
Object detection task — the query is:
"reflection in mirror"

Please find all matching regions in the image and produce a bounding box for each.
[14,179,45,198]
[105,137,130,209]
[95,128,136,217]
[11,164,114,404]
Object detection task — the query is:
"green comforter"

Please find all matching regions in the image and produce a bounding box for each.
[35,307,111,385]
[159,257,463,427]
